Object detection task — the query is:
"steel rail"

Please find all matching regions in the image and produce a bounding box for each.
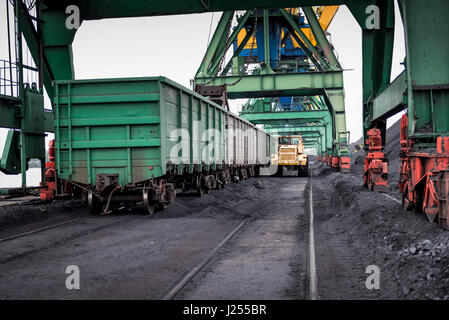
[0,202,144,243]
[162,217,248,300]
[0,216,90,243]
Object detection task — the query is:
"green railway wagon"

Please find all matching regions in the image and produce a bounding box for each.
[53,77,272,214]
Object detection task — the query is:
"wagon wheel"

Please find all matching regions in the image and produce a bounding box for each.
[224,170,231,184]
[197,175,206,196]
[88,190,103,215]
[205,177,211,194]
[142,188,156,215]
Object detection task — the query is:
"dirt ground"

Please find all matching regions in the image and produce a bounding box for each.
[0,176,309,299]
[311,161,449,299]
[330,118,449,299]
[1,118,448,300]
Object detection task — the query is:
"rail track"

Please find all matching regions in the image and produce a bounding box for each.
[161,178,283,300]
[0,174,296,299]
[162,218,249,300]
[0,203,143,244]
[0,216,91,244]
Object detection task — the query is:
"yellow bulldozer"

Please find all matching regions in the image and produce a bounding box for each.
[271,135,308,177]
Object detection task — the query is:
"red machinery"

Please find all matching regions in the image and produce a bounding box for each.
[40,140,56,200]
[363,128,389,192]
[339,156,351,173]
[398,115,449,229]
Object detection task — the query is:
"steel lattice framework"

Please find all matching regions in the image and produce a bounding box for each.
[1,0,448,229]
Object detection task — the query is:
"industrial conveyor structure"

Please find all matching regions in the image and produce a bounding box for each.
[0,0,448,229]
[193,7,351,173]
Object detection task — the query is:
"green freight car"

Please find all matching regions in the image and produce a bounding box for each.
[53,77,275,214]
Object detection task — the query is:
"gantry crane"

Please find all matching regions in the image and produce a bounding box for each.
[0,0,448,229]
[232,7,340,167]
[193,8,351,172]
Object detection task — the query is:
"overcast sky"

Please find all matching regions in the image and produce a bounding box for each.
[0,3,405,154]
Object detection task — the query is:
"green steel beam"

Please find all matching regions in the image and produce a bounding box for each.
[302,7,341,70]
[372,70,406,120]
[208,10,251,76]
[195,71,343,99]
[322,89,349,155]
[262,10,274,74]
[40,7,76,83]
[49,1,350,19]
[279,8,327,71]
[265,125,328,154]
[221,26,253,76]
[240,110,330,123]
[398,0,449,142]
[195,11,234,78]
[35,0,370,99]
[347,0,394,148]
[0,99,54,132]
[16,2,54,99]
[0,96,20,130]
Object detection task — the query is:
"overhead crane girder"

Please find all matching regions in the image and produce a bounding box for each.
[240,110,331,123]
[264,125,329,155]
[194,8,350,164]
[194,71,344,99]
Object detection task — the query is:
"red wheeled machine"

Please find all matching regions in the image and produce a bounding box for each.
[363,128,389,192]
[339,156,351,173]
[399,115,449,229]
[40,140,56,200]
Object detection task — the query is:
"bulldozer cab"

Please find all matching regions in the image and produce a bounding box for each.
[278,135,302,146]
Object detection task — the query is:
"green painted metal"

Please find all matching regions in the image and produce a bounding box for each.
[398,0,449,144]
[240,96,328,114]
[16,2,53,99]
[193,8,349,158]
[30,0,375,90]
[195,11,234,78]
[302,7,341,70]
[195,71,344,99]
[240,110,330,123]
[279,8,328,71]
[40,7,76,83]
[372,70,406,120]
[262,10,274,74]
[53,77,228,187]
[322,89,349,155]
[44,0,348,20]
[0,95,54,132]
[208,10,252,76]
[0,130,21,174]
[265,125,328,155]
[222,28,253,76]
[346,0,395,148]
[15,2,27,188]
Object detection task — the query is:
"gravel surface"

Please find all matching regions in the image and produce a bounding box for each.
[1,119,448,300]
[0,177,309,299]
[0,199,89,237]
[322,116,449,299]
[177,177,309,300]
